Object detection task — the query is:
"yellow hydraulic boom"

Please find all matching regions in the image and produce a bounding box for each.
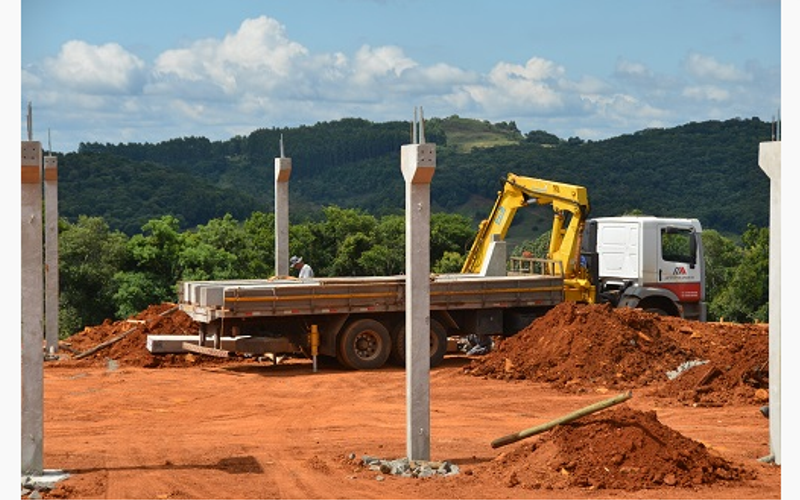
[461,173,595,303]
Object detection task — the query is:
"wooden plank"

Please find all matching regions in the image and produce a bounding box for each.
[181,342,232,358]
[696,365,722,387]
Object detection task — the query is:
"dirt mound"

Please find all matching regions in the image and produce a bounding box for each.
[652,319,769,406]
[465,302,769,404]
[480,406,755,491]
[56,303,229,368]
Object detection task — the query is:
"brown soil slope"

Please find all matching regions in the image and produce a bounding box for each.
[465,302,769,406]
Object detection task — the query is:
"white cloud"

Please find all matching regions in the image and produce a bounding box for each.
[615,59,652,79]
[21,68,41,88]
[153,16,308,95]
[562,75,611,95]
[683,53,750,83]
[219,16,307,73]
[352,45,416,83]
[458,57,568,115]
[682,85,731,102]
[20,15,779,151]
[49,40,146,94]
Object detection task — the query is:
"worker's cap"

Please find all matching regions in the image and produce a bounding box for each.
[289,255,303,266]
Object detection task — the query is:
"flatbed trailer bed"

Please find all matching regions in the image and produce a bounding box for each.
[177,273,564,369]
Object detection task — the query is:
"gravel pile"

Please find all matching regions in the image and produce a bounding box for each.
[357,454,460,479]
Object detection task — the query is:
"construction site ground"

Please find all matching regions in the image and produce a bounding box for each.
[34,302,780,499]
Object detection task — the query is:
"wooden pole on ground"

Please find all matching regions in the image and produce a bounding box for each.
[491,391,633,449]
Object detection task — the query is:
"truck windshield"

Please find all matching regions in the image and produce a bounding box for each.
[661,227,694,264]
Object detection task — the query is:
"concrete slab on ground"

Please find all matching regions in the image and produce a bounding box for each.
[147,335,295,355]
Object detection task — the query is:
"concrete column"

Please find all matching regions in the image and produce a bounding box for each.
[758,141,780,465]
[401,111,436,461]
[274,138,292,277]
[44,155,59,353]
[21,141,44,475]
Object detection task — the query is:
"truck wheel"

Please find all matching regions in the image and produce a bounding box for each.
[389,319,448,368]
[337,319,391,370]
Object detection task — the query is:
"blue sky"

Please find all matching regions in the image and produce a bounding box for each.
[17,0,783,153]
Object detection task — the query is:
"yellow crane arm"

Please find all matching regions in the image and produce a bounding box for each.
[461,173,590,282]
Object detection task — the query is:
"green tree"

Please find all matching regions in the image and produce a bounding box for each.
[433,251,465,273]
[512,231,552,259]
[431,213,475,262]
[524,129,561,145]
[709,225,769,322]
[288,223,320,276]
[359,214,405,275]
[331,233,374,276]
[241,211,276,277]
[58,216,129,336]
[112,271,169,319]
[177,238,238,281]
[701,229,742,309]
[194,214,247,256]
[297,207,378,276]
[359,244,403,275]
[114,215,184,316]
[183,213,246,279]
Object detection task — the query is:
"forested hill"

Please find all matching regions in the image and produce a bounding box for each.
[61,116,772,237]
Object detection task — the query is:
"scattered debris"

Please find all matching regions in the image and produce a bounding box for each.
[21,470,70,498]
[355,454,460,478]
[666,359,708,380]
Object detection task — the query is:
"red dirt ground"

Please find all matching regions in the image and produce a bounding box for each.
[32,302,779,499]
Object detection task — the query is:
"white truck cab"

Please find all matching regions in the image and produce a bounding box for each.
[583,216,707,321]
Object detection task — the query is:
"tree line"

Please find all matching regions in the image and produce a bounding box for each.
[57,209,768,339]
[63,116,772,237]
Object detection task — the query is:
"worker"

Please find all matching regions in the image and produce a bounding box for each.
[290,255,314,279]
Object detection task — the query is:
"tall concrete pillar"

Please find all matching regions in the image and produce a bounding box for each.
[274,136,292,277]
[758,140,780,465]
[401,109,436,461]
[44,155,59,353]
[21,141,44,475]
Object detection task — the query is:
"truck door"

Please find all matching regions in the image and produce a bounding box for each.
[657,225,703,303]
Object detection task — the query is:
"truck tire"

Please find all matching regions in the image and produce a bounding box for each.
[388,319,448,368]
[337,319,391,370]
[645,307,669,316]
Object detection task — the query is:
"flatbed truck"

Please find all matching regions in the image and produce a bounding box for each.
[177,172,706,370]
[178,272,563,369]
